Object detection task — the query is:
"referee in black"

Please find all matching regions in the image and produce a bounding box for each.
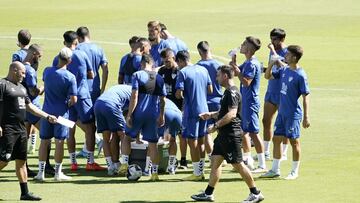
[0,61,57,201]
[191,65,264,203]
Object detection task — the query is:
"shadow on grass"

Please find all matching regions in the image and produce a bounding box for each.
[120,201,192,203]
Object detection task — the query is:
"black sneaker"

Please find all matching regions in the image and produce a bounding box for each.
[45,165,55,176]
[178,159,188,169]
[27,169,37,178]
[20,192,42,201]
[191,191,214,202]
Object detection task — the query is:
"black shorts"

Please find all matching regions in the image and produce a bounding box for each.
[0,132,27,162]
[212,130,242,164]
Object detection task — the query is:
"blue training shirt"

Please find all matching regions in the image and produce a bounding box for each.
[42,66,77,117]
[150,39,170,67]
[97,84,132,111]
[132,70,167,117]
[273,66,310,119]
[22,64,40,106]
[176,64,211,118]
[239,57,261,112]
[197,59,223,103]
[266,47,288,94]
[12,49,27,62]
[165,37,188,55]
[119,53,142,85]
[76,42,107,97]
[53,50,92,99]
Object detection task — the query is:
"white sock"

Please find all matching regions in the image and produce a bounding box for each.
[120,155,129,165]
[95,133,102,143]
[243,152,251,161]
[152,164,159,174]
[105,156,113,169]
[145,156,152,172]
[69,152,77,164]
[87,151,95,164]
[168,155,176,167]
[192,162,200,176]
[38,161,46,175]
[271,159,281,172]
[264,141,270,154]
[199,158,205,175]
[282,144,288,157]
[30,134,37,147]
[55,162,62,174]
[257,153,266,169]
[291,161,300,174]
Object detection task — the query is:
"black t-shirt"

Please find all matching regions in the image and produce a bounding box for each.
[0,78,30,134]
[218,85,242,133]
[158,66,183,110]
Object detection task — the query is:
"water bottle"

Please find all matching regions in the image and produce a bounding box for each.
[228,47,240,58]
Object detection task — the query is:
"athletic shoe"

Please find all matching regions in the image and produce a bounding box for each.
[178,159,188,169]
[27,168,37,178]
[20,192,42,201]
[86,162,107,171]
[33,173,45,182]
[167,165,176,175]
[284,171,298,180]
[182,174,204,181]
[76,149,88,158]
[118,163,128,176]
[242,192,264,203]
[149,173,160,181]
[244,158,255,170]
[45,165,55,176]
[191,191,214,202]
[142,170,151,176]
[27,145,35,154]
[54,172,72,181]
[70,163,78,171]
[96,139,103,156]
[259,170,280,178]
[107,166,118,176]
[251,167,267,174]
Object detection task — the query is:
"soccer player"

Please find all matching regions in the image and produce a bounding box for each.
[262,28,289,161]
[118,36,140,84]
[34,47,77,181]
[175,50,213,181]
[12,29,31,62]
[196,41,223,165]
[261,45,310,180]
[76,26,107,154]
[191,65,264,203]
[94,84,132,175]
[158,48,188,169]
[53,31,104,171]
[158,98,182,175]
[0,61,57,201]
[147,21,171,67]
[76,26,109,102]
[119,54,166,181]
[118,37,151,84]
[229,36,266,172]
[159,23,188,55]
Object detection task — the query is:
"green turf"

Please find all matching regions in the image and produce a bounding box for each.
[1,0,360,202]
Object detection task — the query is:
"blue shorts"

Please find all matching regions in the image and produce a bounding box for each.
[69,98,94,123]
[40,118,69,140]
[158,110,182,138]
[207,101,221,127]
[94,100,125,133]
[91,90,101,105]
[126,113,159,143]
[242,108,259,133]
[274,114,301,139]
[25,102,41,125]
[182,116,207,139]
[264,92,280,106]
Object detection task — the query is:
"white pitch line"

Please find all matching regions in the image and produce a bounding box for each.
[1,35,359,92]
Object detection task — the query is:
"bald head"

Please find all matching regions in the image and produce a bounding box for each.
[8,61,26,83]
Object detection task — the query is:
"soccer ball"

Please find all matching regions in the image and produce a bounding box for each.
[126,164,142,181]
